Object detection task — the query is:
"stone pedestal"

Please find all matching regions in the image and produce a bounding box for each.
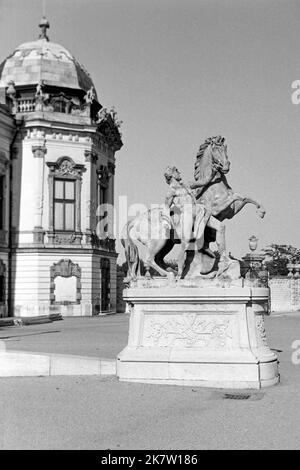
[117,286,279,389]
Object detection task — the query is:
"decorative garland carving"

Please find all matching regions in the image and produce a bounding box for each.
[47,156,85,179]
[145,314,232,349]
[255,315,267,345]
[53,233,77,245]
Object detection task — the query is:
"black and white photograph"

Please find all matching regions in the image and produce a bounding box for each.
[0,0,299,454]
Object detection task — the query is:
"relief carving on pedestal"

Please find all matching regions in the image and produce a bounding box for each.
[145,313,232,349]
[255,315,267,345]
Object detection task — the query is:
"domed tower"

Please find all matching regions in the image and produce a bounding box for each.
[0,18,123,317]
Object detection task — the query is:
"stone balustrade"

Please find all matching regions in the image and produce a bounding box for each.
[287,263,300,279]
[269,275,300,312]
[17,98,36,113]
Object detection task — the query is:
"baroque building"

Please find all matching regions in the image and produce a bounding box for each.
[0,17,123,318]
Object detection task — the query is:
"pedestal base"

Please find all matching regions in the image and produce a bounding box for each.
[117,286,279,389]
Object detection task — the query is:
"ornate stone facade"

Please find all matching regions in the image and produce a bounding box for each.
[0,18,122,317]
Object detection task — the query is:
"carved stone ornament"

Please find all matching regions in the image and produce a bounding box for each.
[97,165,110,187]
[96,107,109,123]
[256,315,267,345]
[84,150,98,164]
[87,231,115,252]
[107,161,115,175]
[54,233,76,245]
[32,145,47,158]
[145,313,232,349]
[47,157,85,178]
[109,106,123,129]
[6,80,16,99]
[50,259,81,278]
[84,86,96,104]
[57,160,78,177]
[6,80,18,113]
[95,107,123,151]
[34,80,50,110]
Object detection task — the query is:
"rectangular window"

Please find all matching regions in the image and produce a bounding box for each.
[98,185,108,207]
[97,185,108,235]
[0,275,5,302]
[0,176,4,230]
[54,179,75,231]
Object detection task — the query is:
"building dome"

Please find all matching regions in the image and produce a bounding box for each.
[0,17,97,99]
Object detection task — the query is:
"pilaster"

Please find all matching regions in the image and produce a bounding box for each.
[32,144,47,244]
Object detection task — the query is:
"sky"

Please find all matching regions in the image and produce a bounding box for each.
[0,0,299,261]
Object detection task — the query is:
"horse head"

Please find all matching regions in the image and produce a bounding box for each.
[206,136,231,174]
[195,136,231,181]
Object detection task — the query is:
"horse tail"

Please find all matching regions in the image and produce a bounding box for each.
[121,220,140,281]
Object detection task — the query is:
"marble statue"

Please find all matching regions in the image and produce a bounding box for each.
[35,80,49,110]
[122,135,264,283]
[118,135,279,389]
[84,86,96,104]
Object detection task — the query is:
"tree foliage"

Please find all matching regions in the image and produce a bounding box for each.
[262,244,300,277]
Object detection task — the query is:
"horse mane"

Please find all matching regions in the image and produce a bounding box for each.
[194,140,213,183]
[194,136,225,183]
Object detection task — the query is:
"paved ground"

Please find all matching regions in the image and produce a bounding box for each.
[0,314,129,358]
[0,312,299,449]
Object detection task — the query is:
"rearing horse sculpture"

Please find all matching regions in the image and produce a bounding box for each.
[192,135,265,220]
[121,136,265,281]
[191,136,265,257]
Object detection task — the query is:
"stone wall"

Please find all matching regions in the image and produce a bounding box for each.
[269,277,300,312]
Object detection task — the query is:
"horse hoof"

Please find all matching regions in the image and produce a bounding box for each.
[257,208,265,218]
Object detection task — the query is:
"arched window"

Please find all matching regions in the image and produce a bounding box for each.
[53,98,66,113]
